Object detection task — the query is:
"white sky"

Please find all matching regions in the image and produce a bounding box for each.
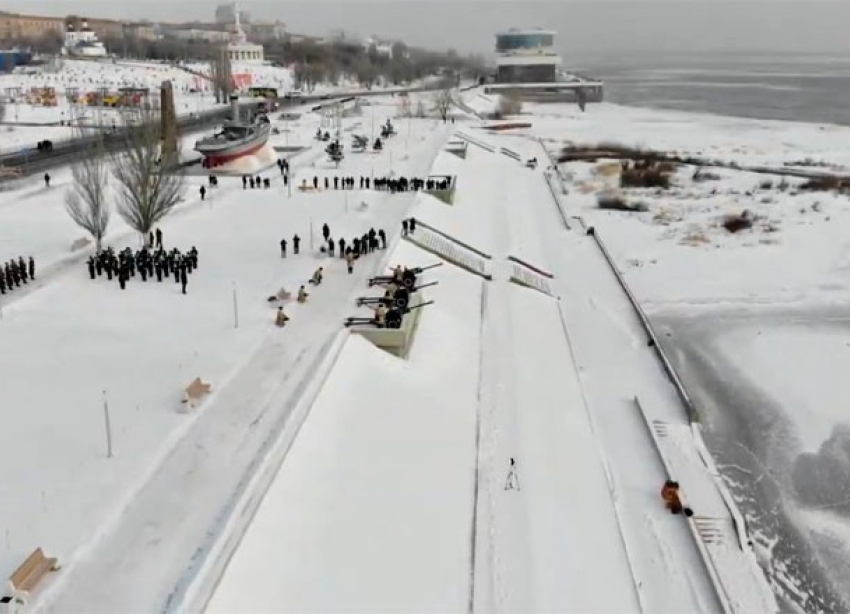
[4,0,850,55]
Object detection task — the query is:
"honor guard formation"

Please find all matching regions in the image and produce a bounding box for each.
[0,256,36,295]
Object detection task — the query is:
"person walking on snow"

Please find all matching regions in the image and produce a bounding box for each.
[280,238,287,258]
[199,185,206,201]
[293,234,301,255]
[322,223,330,241]
[44,173,51,188]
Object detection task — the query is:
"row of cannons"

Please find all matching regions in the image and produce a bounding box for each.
[344,263,441,330]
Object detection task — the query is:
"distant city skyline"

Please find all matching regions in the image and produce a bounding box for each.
[2,0,849,56]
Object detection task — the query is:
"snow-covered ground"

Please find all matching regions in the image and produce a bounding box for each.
[506,93,850,610]
[205,110,776,612]
[0,93,451,611]
[7,82,846,612]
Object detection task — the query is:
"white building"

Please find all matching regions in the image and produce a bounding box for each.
[363,35,393,58]
[227,3,264,62]
[63,19,108,58]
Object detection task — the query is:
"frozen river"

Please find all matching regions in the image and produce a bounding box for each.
[656,309,850,613]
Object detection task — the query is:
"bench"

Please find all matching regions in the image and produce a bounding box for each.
[8,548,59,600]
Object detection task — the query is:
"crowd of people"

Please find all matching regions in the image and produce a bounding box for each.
[0,256,36,295]
[273,221,389,327]
[301,174,451,194]
[86,242,199,295]
[279,222,388,270]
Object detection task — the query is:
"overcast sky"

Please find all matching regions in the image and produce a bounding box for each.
[4,0,850,55]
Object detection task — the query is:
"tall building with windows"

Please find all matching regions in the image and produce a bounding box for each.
[494,28,559,84]
[487,27,603,103]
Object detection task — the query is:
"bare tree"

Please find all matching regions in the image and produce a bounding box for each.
[64,133,111,251]
[110,108,185,245]
[432,87,453,123]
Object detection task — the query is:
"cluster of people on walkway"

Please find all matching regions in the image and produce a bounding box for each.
[302,175,450,194]
[273,222,389,327]
[86,243,199,295]
[0,256,36,295]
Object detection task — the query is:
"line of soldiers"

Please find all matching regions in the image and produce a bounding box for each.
[86,245,200,294]
[306,175,449,194]
[278,225,387,265]
[0,256,36,295]
[241,175,272,190]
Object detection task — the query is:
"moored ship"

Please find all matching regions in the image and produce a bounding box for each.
[195,95,271,167]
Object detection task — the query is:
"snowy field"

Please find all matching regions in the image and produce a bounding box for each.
[0,92,451,611]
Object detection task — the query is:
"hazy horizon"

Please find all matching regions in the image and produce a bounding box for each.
[2,0,849,57]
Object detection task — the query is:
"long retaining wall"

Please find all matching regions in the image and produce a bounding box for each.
[586,226,699,422]
[585,222,757,576]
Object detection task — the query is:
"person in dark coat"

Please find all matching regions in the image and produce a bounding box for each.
[249,177,256,189]
[312,176,318,189]
[44,173,50,188]
[324,176,329,189]
[338,238,346,257]
[19,257,28,283]
[280,238,287,258]
[155,227,163,248]
[87,256,96,280]
[242,175,248,189]
[27,256,35,280]
[293,234,300,255]
[322,223,330,241]
[402,219,409,236]
[180,267,188,294]
[200,185,206,201]
[378,229,386,249]
[328,237,335,257]
[409,217,417,234]
[334,176,339,190]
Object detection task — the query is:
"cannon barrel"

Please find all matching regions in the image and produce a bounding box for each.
[410,281,438,293]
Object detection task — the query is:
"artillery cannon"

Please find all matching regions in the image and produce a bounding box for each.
[344,300,434,329]
[356,281,438,309]
[368,263,442,289]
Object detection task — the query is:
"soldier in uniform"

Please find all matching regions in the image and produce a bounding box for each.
[28,257,35,280]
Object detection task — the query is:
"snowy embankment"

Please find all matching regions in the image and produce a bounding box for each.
[530,101,848,609]
[207,239,482,612]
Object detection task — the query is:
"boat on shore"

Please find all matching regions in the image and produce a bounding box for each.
[195,95,271,168]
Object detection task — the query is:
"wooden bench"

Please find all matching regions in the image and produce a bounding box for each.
[8,548,59,600]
